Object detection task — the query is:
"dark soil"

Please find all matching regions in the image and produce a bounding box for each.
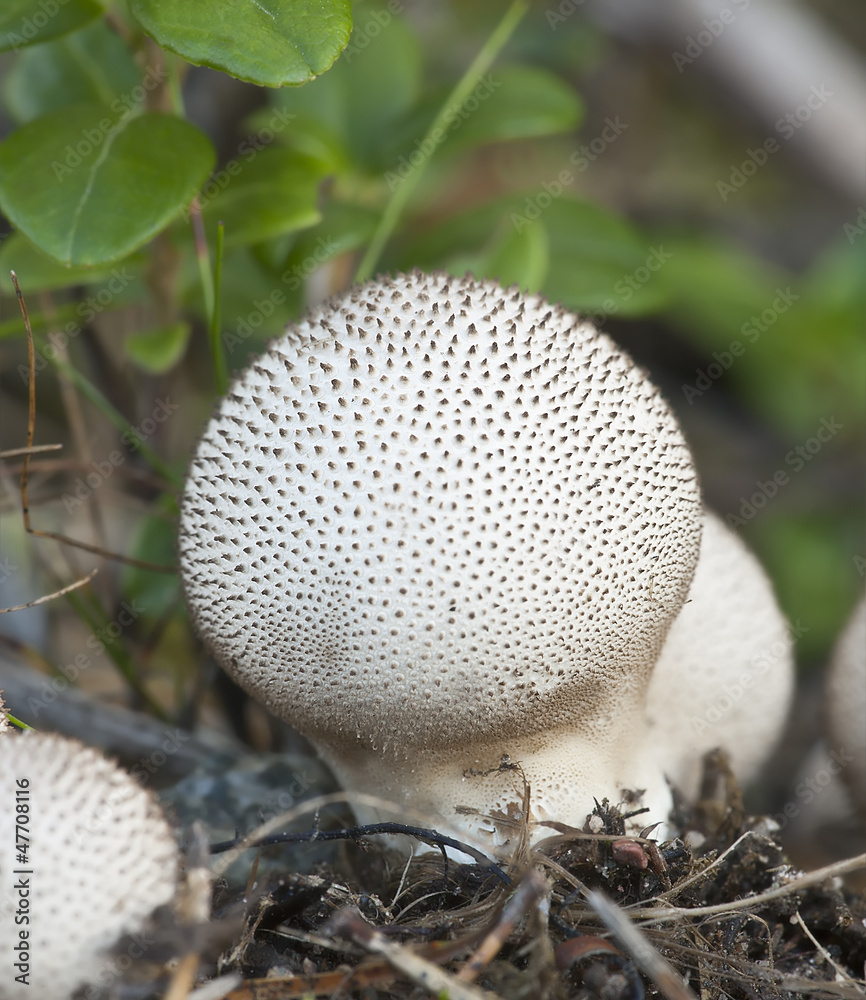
[176,753,866,1000]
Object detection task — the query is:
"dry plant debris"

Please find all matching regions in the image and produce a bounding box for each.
[190,757,866,1000]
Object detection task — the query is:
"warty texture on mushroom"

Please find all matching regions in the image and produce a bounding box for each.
[179,270,792,853]
[0,731,178,1000]
[646,508,794,801]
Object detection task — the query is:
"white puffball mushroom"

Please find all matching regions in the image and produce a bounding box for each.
[825,595,866,812]
[645,510,794,798]
[0,732,178,1000]
[180,270,704,848]
[0,692,9,733]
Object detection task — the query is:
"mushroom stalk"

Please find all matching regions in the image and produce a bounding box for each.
[181,271,704,850]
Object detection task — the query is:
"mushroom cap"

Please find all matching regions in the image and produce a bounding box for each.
[0,732,178,1000]
[180,271,702,840]
[0,692,9,733]
[825,594,866,812]
[645,510,794,799]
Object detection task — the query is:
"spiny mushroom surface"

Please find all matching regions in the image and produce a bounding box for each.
[180,270,705,847]
[646,509,794,798]
[0,732,178,1000]
[825,594,866,812]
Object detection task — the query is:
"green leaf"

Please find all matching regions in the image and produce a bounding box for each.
[201,148,324,247]
[0,232,140,293]
[125,322,191,373]
[0,0,103,52]
[657,237,788,347]
[120,512,180,623]
[752,513,860,662]
[403,195,664,317]
[0,105,215,266]
[271,5,421,170]
[180,246,303,355]
[283,201,379,272]
[4,19,141,122]
[129,0,352,88]
[390,65,583,161]
[729,241,866,436]
[444,219,550,293]
[487,222,550,292]
[542,200,670,316]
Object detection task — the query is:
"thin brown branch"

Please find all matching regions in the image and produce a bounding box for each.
[0,568,98,613]
[456,870,548,982]
[9,274,176,575]
[587,890,699,1000]
[330,907,499,1000]
[11,271,36,536]
[791,910,862,987]
[626,853,866,922]
[22,526,176,572]
[0,443,63,459]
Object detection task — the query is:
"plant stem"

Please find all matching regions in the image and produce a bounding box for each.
[165,51,186,117]
[48,355,181,492]
[190,196,214,325]
[354,0,529,284]
[65,589,169,721]
[210,222,228,395]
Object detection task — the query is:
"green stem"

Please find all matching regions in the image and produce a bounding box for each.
[210,221,228,395]
[0,305,71,340]
[65,589,169,721]
[48,355,181,492]
[354,0,528,284]
[191,201,214,330]
[165,52,185,117]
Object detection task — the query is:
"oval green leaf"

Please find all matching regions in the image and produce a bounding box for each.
[4,19,141,123]
[0,232,142,293]
[201,148,324,247]
[126,321,191,373]
[388,65,583,163]
[0,105,215,266]
[120,511,181,622]
[283,201,379,273]
[402,195,665,317]
[130,0,352,87]
[271,9,421,170]
[443,221,550,294]
[0,0,103,52]
[542,200,671,316]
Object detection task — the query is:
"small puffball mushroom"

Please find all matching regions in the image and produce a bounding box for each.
[645,510,794,798]
[825,595,866,812]
[180,270,704,848]
[0,692,9,733]
[0,732,178,1000]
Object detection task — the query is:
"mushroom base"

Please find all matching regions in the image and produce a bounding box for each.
[316,726,673,858]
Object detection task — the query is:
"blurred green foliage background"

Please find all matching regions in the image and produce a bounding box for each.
[0,0,862,741]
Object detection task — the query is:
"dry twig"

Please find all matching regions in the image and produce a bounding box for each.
[9,270,174,573]
[456,869,548,982]
[0,568,97,613]
[587,889,699,1000]
[627,853,866,922]
[330,907,500,1000]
